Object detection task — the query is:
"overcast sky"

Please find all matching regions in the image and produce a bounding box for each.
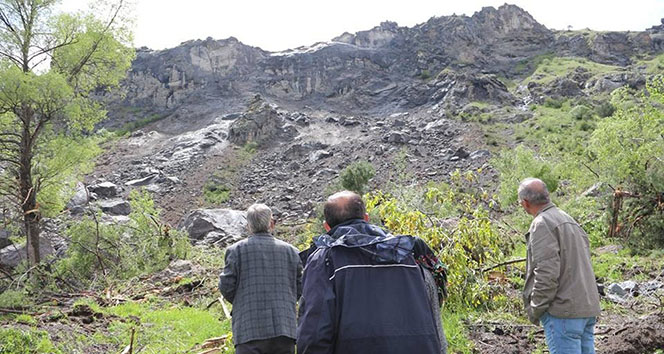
[59,0,664,52]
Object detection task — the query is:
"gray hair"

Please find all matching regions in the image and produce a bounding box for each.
[518,178,551,205]
[246,203,272,234]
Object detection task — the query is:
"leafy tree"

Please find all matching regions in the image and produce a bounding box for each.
[0,0,134,265]
[340,160,375,194]
[588,78,664,246]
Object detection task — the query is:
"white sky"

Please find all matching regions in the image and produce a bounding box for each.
[59,0,664,52]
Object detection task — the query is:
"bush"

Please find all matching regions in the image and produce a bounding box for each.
[570,105,593,120]
[0,328,58,354]
[543,97,565,109]
[203,181,230,205]
[595,101,616,118]
[340,161,375,194]
[55,190,190,286]
[492,145,559,207]
[366,170,505,310]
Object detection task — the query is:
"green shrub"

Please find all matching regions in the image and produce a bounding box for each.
[0,290,29,309]
[366,170,504,310]
[203,181,231,205]
[492,145,559,207]
[340,161,375,194]
[595,101,616,118]
[55,190,190,286]
[543,97,564,109]
[0,328,59,354]
[570,105,593,120]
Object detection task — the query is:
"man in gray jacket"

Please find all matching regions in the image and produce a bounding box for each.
[219,203,303,354]
[519,178,601,354]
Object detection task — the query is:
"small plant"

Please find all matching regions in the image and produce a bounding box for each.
[543,97,564,109]
[203,181,231,205]
[595,101,616,118]
[570,105,593,120]
[0,290,29,309]
[340,161,376,194]
[0,328,59,354]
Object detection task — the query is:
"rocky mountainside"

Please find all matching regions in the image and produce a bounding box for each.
[104,4,664,132]
[79,4,664,247]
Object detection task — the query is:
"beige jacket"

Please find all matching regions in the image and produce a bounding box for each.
[523,203,601,324]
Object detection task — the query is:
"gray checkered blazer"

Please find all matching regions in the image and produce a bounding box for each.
[219,233,302,345]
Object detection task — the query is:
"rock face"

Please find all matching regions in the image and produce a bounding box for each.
[179,209,247,246]
[102,4,663,131]
[228,95,296,146]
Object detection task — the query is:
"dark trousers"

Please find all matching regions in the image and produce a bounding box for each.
[235,336,295,354]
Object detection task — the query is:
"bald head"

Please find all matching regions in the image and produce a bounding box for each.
[323,191,366,229]
[518,178,551,206]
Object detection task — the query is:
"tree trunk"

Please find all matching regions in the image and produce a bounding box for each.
[19,104,40,265]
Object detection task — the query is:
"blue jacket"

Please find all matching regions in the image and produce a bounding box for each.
[297,220,441,354]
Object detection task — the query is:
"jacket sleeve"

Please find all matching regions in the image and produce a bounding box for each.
[219,246,238,304]
[297,249,336,354]
[527,220,561,324]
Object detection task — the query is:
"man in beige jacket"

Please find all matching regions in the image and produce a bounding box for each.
[519,178,601,354]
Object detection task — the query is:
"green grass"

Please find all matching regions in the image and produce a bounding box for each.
[104,301,233,353]
[0,328,59,354]
[524,56,620,85]
[116,112,168,135]
[442,308,474,354]
[636,53,664,74]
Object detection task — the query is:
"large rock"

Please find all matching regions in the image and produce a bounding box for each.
[0,239,55,269]
[89,182,119,199]
[0,229,10,249]
[98,199,132,216]
[228,96,296,147]
[179,209,247,246]
[67,182,89,214]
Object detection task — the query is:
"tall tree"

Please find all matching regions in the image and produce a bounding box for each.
[0,0,134,265]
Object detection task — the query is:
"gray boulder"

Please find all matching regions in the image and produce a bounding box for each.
[0,229,10,249]
[0,238,55,269]
[89,182,119,199]
[179,209,247,247]
[67,182,89,214]
[98,199,132,216]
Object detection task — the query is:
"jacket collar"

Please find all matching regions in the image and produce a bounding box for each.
[250,232,273,238]
[536,202,556,217]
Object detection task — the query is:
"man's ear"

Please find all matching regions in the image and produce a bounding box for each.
[323,221,331,232]
[363,213,369,222]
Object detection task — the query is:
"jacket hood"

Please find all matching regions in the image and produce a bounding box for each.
[314,219,415,263]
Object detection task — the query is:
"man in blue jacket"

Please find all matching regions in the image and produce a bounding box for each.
[297,191,442,354]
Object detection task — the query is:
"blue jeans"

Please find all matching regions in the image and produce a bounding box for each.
[540,313,596,354]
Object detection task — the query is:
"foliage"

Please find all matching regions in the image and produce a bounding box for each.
[442,308,474,353]
[493,145,559,207]
[570,104,593,120]
[543,97,565,109]
[340,160,375,194]
[595,101,616,118]
[366,170,504,309]
[588,78,664,247]
[0,0,135,264]
[0,328,59,354]
[0,290,29,308]
[34,134,104,217]
[203,180,230,205]
[54,190,190,287]
[116,112,167,135]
